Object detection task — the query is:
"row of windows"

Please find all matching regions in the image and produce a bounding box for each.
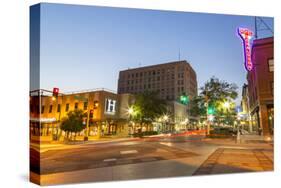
[119,85,187,95]
[126,68,176,79]
[36,102,89,114]
[121,72,188,82]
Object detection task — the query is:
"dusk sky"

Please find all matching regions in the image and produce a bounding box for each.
[37,3,273,104]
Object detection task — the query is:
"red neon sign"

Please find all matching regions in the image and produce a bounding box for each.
[238,28,253,71]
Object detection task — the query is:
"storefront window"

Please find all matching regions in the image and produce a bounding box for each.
[267,106,274,135]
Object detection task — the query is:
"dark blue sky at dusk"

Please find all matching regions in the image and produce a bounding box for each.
[36,3,273,104]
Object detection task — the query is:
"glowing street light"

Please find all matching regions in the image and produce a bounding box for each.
[223,101,230,109]
[51,96,56,101]
[163,115,169,121]
[128,107,134,115]
[208,115,215,121]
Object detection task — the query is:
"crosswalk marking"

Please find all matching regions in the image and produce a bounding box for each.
[103,158,117,162]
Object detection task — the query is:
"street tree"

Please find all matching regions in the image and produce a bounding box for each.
[60,109,86,141]
[190,76,238,125]
[131,91,167,131]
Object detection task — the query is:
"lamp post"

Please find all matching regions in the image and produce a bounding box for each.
[223,101,230,127]
[163,115,169,132]
[128,107,134,135]
[204,85,211,135]
[236,115,241,143]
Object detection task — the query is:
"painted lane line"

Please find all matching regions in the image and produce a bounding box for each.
[120,150,138,154]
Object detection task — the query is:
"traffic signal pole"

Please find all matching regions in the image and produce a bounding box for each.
[206,102,210,135]
[85,104,90,141]
[205,86,210,135]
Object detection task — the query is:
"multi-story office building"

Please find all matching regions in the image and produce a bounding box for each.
[247,37,274,136]
[117,60,198,130]
[117,60,197,101]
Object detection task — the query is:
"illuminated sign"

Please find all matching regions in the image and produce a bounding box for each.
[105,98,116,115]
[237,28,254,71]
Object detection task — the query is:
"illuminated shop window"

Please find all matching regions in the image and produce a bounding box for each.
[268,59,274,72]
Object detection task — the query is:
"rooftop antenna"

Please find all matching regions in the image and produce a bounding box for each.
[178,48,181,61]
[139,62,142,67]
[254,16,273,39]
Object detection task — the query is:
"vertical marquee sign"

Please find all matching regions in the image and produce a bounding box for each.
[237,28,254,71]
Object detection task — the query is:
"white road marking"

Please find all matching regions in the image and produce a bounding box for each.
[103,158,117,162]
[120,150,138,154]
[159,142,173,147]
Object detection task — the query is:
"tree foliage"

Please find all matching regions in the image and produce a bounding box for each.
[131,91,167,124]
[60,109,86,140]
[190,76,238,124]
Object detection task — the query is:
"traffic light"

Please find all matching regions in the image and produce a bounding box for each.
[180,95,189,105]
[53,87,59,97]
[93,101,99,109]
[89,110,94,118]
[207,106,215,115]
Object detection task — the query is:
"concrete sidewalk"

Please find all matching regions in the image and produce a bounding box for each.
[240,134,274,142]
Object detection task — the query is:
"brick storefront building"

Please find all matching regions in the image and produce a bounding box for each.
[247,37,274,136]
[30,89,135,143]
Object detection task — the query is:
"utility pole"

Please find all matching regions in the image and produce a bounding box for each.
[254,16,258,39]
[84,94,92,141]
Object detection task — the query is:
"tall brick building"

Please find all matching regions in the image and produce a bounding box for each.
[247,37,274,136]
[117,60,197,102]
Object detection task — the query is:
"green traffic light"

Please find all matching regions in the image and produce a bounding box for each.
[180,95,189,105]
[207,106,215,115]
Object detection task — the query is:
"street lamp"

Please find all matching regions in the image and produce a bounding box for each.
[128,107,134,116]
[223,101,230,109]
[127,107,135,135]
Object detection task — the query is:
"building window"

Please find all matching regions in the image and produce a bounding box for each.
[74,102,78,110]
[41,106,45,114]
[83,102,88,110]
[268,59,274,72]
[66,103,69,112]
[57,104,61,112]
[49,105,53,113]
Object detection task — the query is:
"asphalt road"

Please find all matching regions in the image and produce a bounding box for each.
[30,135,205,175]
[30,135,273,185]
